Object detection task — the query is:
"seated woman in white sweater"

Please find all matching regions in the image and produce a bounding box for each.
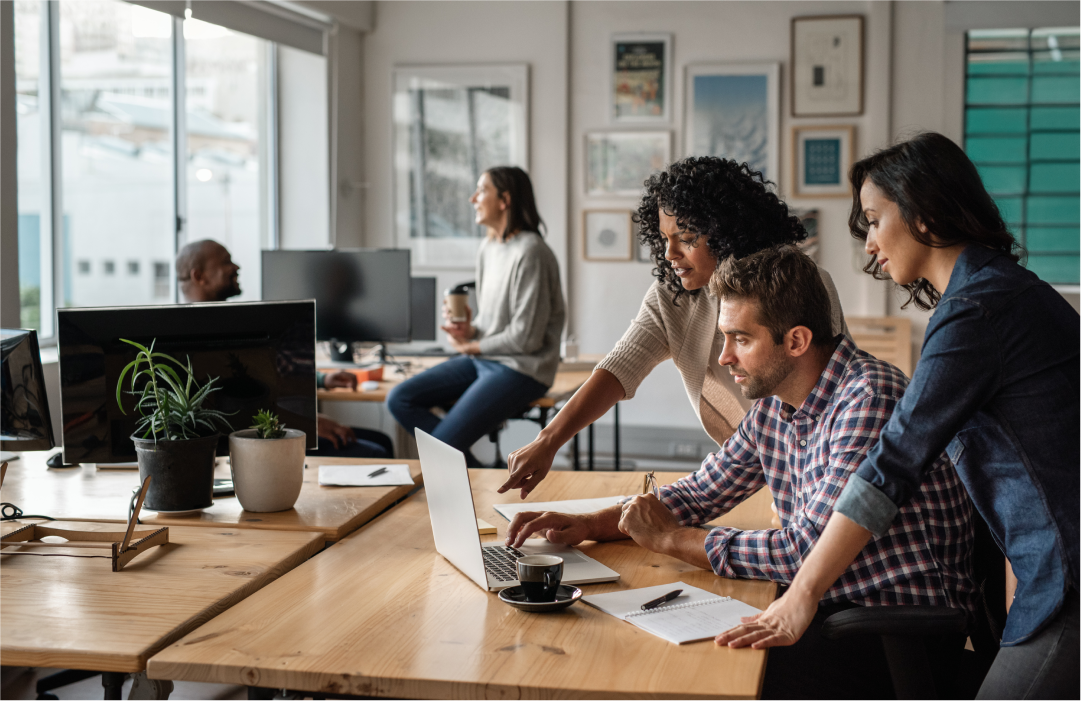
[388,166,565,468]
[500,156,846,497]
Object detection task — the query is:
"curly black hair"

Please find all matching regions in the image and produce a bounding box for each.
[635,157,807,303]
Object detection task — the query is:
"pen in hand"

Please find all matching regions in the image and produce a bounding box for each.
[641,589,683,611]
[367,467,388,478]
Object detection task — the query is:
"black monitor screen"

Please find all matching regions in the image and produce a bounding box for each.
[410,277,437,342]
[57,301,316,464]
[1,329,55,452]
[262,249,411,343]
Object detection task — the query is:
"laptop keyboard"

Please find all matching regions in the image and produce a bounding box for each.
[482,544,525,582]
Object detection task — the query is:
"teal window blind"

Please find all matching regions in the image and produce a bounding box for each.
[965,28,1080,286]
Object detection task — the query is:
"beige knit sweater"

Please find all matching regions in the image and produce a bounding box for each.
[597,268,847,447]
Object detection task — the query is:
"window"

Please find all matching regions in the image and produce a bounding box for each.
[12,0,329,341]
[965,28,1080,286]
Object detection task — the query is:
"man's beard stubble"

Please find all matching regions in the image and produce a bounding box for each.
[732,352,793,401]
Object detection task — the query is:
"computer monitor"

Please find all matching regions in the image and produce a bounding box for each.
[57,301,317,464]
[410,277,438,343]
[262,250,412,354]
[1,329,56,456]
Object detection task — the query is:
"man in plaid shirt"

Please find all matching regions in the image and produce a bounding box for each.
[507,245,975,698]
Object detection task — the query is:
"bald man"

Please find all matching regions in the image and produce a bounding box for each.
[177,239,241,303]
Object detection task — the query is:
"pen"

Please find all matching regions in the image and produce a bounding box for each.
[367,467,388,478]
[641,588,682,611]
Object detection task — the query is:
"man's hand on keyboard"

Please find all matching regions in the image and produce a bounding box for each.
[506,511,590,549]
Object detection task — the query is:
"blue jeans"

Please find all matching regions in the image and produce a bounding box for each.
[387,356,549,467]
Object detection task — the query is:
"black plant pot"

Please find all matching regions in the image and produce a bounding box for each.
[132,433,219,512]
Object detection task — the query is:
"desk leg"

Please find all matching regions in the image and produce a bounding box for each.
[572,432,580,471]
[614,403,621,471]
[247,687,274,700]
[588,423,594,471]
[101,672,126,700]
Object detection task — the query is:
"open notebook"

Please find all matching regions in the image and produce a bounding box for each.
[582,582,762,645]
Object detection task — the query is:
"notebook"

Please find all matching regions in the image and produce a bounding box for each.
[582,582,762,645]
[492,495,626,522]
[318,463,414,487]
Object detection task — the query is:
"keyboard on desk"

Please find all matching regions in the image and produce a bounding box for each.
[482,544,524,582]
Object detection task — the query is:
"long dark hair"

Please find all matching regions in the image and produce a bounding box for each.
[485,166,545,241]
[636,157,807,303]
[848,132,1022,310]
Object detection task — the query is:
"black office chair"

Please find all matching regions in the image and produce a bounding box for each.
[821,512,1006,699]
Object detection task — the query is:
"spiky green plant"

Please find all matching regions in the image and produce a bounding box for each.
[250,409,286,439]
[115,338,233,441]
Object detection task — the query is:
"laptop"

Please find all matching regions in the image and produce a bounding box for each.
[416,429,620,592]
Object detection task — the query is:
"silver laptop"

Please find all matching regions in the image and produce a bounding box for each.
[416,429,620,592]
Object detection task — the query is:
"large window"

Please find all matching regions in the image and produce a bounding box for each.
[13,0,328,340]
[964,28,1080,286]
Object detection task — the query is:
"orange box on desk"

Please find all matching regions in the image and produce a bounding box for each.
[320,366,383,382]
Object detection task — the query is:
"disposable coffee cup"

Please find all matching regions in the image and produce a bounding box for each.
[517,554,563,602]
[445,289,470,323]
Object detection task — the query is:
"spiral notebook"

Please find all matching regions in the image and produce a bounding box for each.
[582,582,762,645]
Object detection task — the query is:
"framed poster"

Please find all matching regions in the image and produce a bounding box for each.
[791,15,864,116]
[684,63,780,186]
[583,209,633,261]
[612,33,671,123]
[392,64,529,268]
[586,131,670,196]
[792,125,855,197]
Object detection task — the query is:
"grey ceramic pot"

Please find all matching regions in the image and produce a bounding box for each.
[228,428,306,512]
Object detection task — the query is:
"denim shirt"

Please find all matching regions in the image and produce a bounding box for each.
[834,245,1079,645]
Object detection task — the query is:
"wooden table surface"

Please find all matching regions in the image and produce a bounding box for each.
[0,453,422,543]
[317,356,594,407]
[0,520,323,673]
[148,470,778,699]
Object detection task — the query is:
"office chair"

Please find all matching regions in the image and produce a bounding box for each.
[821,511,1006,699]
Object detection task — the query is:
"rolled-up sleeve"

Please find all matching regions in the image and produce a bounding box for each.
[837,300,1001,534]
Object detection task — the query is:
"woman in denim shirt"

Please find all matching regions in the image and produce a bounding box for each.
[718,133,1079,698]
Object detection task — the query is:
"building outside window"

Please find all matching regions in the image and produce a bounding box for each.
[964,27,1080,287]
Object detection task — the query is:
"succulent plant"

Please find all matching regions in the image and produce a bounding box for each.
[250,409,287,440]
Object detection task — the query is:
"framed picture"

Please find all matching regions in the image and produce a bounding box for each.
[791,15,864,117]
[392,64,529,269]
[583,210,633,261]
[586,131,670,196]
[685,63,780,186]
[612,33,671,123]
[792,125,855,197]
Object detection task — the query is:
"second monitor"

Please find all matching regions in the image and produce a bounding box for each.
[262,249,412,355]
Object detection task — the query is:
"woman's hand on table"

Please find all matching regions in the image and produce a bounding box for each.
[323,371,358,391]
[714,587,818,649]
[500,437,558,498]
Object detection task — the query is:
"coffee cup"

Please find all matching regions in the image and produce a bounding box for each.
[444,289,470,323]
[516,554,563,602]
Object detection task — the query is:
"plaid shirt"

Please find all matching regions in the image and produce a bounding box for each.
[660,337,977,612]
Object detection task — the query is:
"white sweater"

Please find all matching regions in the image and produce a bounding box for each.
[596,269,847,446]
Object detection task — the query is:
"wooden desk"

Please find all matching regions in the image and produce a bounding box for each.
[1,520,322,675]
[1,453,422,543]
[148,470,778,699]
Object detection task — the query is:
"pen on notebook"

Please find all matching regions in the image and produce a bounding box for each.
[641,589,682,611]
[367,467,388,478]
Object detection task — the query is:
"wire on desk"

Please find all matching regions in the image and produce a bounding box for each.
[1,502,55,521]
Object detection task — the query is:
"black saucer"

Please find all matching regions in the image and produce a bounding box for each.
[498,584,582,612]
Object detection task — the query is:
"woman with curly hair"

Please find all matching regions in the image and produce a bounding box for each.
[499,156,847,498]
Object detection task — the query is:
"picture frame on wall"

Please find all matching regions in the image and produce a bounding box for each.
[792,125,855,197]
[583,209,633,261]
[586,131,671,196]
[685,63,780,186]
[791,15,864,117]
[611,33,672,123]
[392,64,529,269]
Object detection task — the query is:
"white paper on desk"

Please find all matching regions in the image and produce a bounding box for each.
[581,581,720,620]
[318,463,414,487]
[492,495,626,522]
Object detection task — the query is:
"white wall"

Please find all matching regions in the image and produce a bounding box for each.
[360,0,570,320]
[279,44,331,249]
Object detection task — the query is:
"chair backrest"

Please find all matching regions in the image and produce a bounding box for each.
[848,316,913,377]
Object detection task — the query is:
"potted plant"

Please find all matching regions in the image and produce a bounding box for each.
[116,339,233,512]
[228,410,306,512]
